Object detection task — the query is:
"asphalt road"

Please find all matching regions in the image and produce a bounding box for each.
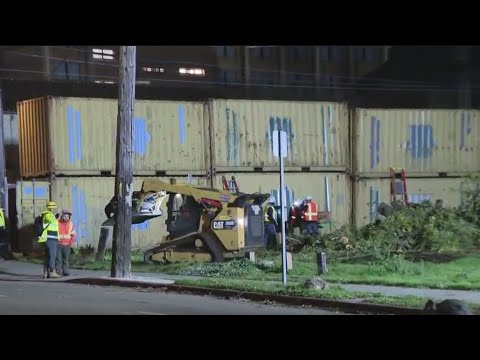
[0,280,345,315]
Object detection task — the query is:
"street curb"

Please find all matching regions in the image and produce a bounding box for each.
[64,277,425,315]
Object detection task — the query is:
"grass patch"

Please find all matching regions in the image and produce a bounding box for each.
[208,250,480,290]
[174,277,428,310]
[15,247,480,290]
[174,277,480,313]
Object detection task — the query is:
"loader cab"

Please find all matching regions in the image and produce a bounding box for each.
[165,193,203,239]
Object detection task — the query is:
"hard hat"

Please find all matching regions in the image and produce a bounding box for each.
[294,199,302,206]
[305,195,313,201]
[267,196,276,204]
[47,201,57,208]
[61,208,72,215]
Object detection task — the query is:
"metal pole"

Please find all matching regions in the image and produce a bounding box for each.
[279,131,287,286]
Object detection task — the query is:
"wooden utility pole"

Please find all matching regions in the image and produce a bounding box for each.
[111,46,136,278]
[0,89,7,212]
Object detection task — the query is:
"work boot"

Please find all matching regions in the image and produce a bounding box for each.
[48,271,61,278]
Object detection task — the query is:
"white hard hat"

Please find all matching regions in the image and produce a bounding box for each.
[294,199,302,206]
[267,196,276,204]
[305,195,313,201]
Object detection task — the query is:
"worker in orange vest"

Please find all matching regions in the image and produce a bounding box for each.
[301,195,318,237]
[55,209,76,276]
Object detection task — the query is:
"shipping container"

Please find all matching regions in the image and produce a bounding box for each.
[16,176,209,251]
[353,108,480,176]
[17,96,209,177]
[208,99,350,172]
[353,177,469,228]
[214,172,352,229]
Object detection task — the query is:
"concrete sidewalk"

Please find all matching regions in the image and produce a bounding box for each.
[2,260,480,304]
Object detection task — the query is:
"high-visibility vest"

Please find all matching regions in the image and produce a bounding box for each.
[289,206,301,225]
[264,205,276,224]
[303,201,318,222]
[58,221,76,246]
[0,209,5,229]
[38,211,59,243]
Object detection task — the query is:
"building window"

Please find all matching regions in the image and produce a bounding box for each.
[320,47,329,61]
[94,80,115,84]
[356,46,378,63]
[226,46,237,57]
[92,48,115,60]
[294,47,307,62]
[179,68,205,76]
[216,46,226,57]
[331,46,343,62]
[215,46,238,58]
[263,47,276,58]
[52,61,80,80]
[251,47,262,59]
[142,66,164,73]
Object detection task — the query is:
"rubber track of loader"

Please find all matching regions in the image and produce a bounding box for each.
[144,231,225,264]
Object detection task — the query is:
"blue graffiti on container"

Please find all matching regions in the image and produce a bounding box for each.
[406,124,435,159]
[132,117,151,156]
[23,186,48,198]
[266,116,294,156]
[225,108,240,166]
[132,222,150,231]
[369,116,381,169]
[72,184,87,243]
[178,104,186,145]
[67,106,83,163]
[460,111,472,149]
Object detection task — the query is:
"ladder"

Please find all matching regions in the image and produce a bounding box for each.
[390,167,409,205]
[222,176,239,193]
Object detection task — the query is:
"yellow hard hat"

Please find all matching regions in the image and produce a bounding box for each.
[47,201,57,209]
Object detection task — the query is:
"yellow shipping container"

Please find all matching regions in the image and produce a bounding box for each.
[16,176,209,251]
[353,108,480,176]
[208,99,350,171]
[17,96,209,177]
[213,172,352,229]
[353,177,468,228]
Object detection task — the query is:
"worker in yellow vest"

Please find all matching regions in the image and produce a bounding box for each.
[38,201,61,278]
[0,207,9,260]
[263,196,277,248]
[301,195,319,237]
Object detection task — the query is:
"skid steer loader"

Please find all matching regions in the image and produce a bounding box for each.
[102,178,270,264]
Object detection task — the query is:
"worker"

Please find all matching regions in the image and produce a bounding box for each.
[263,196,277,248]
[0,207,10,260]
[287,199,303,233]
[56,209,76,276]
[38,201,60,278]
[301,195,318,237]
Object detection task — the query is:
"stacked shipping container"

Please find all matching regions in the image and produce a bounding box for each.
[207,99,352,229]
[16,96,210,251]
[352,108,480,227]
[13,96,480,250]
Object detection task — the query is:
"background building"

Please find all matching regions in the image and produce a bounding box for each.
[0,45,390,110]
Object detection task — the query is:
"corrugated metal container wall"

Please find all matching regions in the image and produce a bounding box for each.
[3,113,19,145]
[353,177,467,228]
[353,108,480,176]
[213,172,352,229]
[17,176,209,250]
[18,96,209,177]
[16,179,51,252]
[17,98,50,178]
[208,99,350,171]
